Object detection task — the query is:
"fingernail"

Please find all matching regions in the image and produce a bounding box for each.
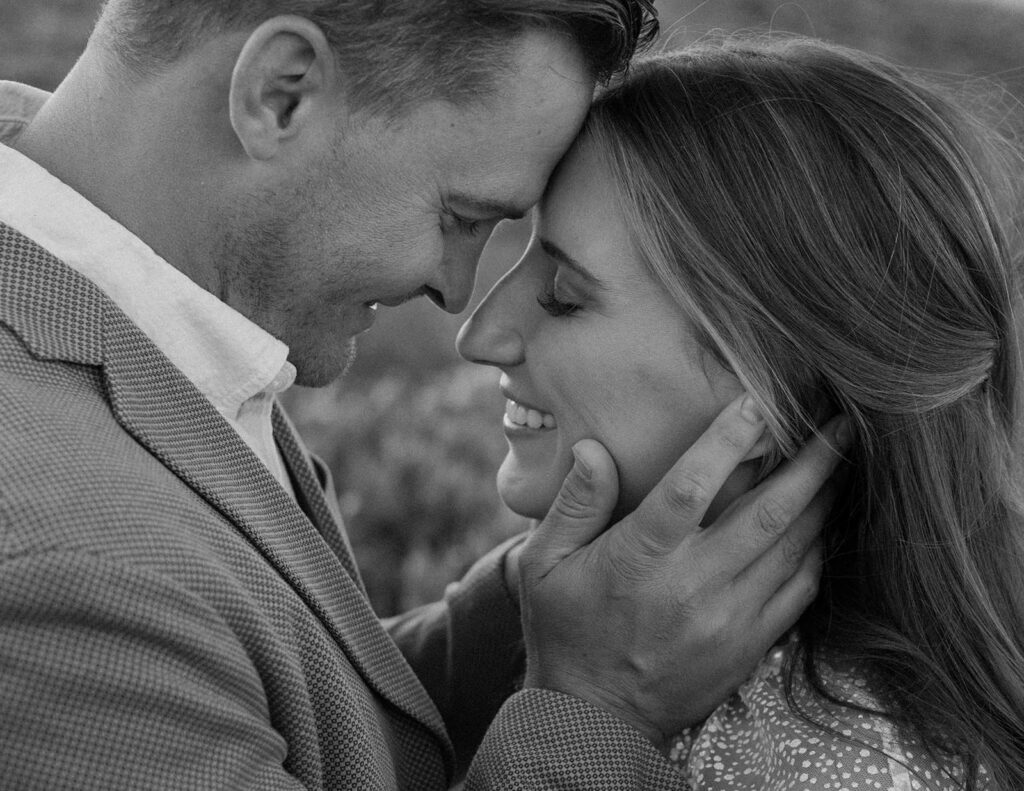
[740,394,764,424]
[572,443,593,482]
[833,416,853,448]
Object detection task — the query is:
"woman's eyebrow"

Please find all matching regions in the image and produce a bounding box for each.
[539,237,608,290]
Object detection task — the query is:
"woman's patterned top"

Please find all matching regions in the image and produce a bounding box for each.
[668,642,982,791]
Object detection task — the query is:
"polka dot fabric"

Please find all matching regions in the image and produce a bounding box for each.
[668,643,981,791]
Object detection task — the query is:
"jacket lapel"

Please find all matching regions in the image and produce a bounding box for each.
[0,224,453,768]
[272,405,365,590]
[272,405,453,752]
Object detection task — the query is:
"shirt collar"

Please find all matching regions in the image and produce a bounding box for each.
[0,81,295,420]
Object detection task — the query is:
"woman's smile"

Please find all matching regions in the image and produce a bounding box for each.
[502,386,557,432]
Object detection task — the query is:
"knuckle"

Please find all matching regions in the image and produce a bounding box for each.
[603,530,663,583]
[717,424,751,455]
[658,575,698,614]
[778,534,806,569]
[696,609,734,651]
[662,469,713,518]
[607,552,656,587]
[550,475,596,522]
[798,570,820,604]
[753,494,791,538]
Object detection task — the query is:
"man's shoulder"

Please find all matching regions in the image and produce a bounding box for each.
[0,320,208,555]
[0,316,107,430]
[0,81,50,145]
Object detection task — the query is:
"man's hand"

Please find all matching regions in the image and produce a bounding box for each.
[517,393,851,749]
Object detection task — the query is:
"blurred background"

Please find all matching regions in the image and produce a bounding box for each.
[2,0,1022,615]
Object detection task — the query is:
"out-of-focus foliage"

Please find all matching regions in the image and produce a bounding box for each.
[283,366,527,615]
[2,0,1023,614]
[658,0,1024,136]
[0,0,100,91]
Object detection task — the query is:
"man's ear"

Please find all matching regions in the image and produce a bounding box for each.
[228,15,337,161]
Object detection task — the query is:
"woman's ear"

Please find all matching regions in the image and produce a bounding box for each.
[228,15,337,161]
[741,428,777,463]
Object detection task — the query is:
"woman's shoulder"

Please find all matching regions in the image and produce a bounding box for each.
[670,642,972,791]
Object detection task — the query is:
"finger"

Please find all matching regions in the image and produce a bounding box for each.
[628,393,767,551]
[733,482,833,596]
[699,414,850,575]
[756,538,823,637]
[526,439,619,574]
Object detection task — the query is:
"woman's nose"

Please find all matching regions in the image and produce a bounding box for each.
[456,266,527,368]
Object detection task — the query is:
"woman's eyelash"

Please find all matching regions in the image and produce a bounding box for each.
[536,287,581,317]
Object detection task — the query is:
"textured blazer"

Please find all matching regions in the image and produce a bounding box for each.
[0,222,683,789]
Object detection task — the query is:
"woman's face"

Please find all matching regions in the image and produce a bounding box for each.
[457,139,749,520]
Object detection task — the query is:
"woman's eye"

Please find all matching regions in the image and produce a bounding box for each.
[536,287,581,317]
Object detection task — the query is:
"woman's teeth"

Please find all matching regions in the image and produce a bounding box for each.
[506,399,556,429]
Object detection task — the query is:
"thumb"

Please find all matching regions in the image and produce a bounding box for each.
[526,439,619,572]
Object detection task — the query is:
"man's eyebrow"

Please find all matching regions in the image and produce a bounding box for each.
[539,238,608,290]
[447,192,529,221]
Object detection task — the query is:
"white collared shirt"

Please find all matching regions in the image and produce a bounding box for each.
[0,81,298,497]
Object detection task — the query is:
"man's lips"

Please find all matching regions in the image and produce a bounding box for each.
[374,289,426,309]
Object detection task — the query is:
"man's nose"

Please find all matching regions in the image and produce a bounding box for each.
[456,268,526,368]
[425,247,482,314]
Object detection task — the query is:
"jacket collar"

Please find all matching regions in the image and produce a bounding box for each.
[0,128,294,424]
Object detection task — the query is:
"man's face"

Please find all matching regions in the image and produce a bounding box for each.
[220,30,594,387]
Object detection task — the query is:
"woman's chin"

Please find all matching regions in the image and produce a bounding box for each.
[496,464,559,522]
[497,486,553,522]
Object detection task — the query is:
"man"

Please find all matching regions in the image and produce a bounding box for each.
[0,1,843,788]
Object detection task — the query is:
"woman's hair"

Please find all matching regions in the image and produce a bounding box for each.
[585,37,1024,789]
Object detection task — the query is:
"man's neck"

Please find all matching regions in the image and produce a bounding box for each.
[12,46,227,297]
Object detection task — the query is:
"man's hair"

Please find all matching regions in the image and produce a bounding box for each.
[97,0,658,113]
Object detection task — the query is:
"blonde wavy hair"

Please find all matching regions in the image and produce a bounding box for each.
[585,37,1024,789]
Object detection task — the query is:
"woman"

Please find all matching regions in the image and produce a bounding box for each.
[457,38,1024,790]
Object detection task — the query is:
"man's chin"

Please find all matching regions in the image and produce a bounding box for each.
[292,337,358,388]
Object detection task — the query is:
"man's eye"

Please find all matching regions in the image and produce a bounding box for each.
[455,216,483,236]
[443,210,484,237]
[536,287,581,317]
